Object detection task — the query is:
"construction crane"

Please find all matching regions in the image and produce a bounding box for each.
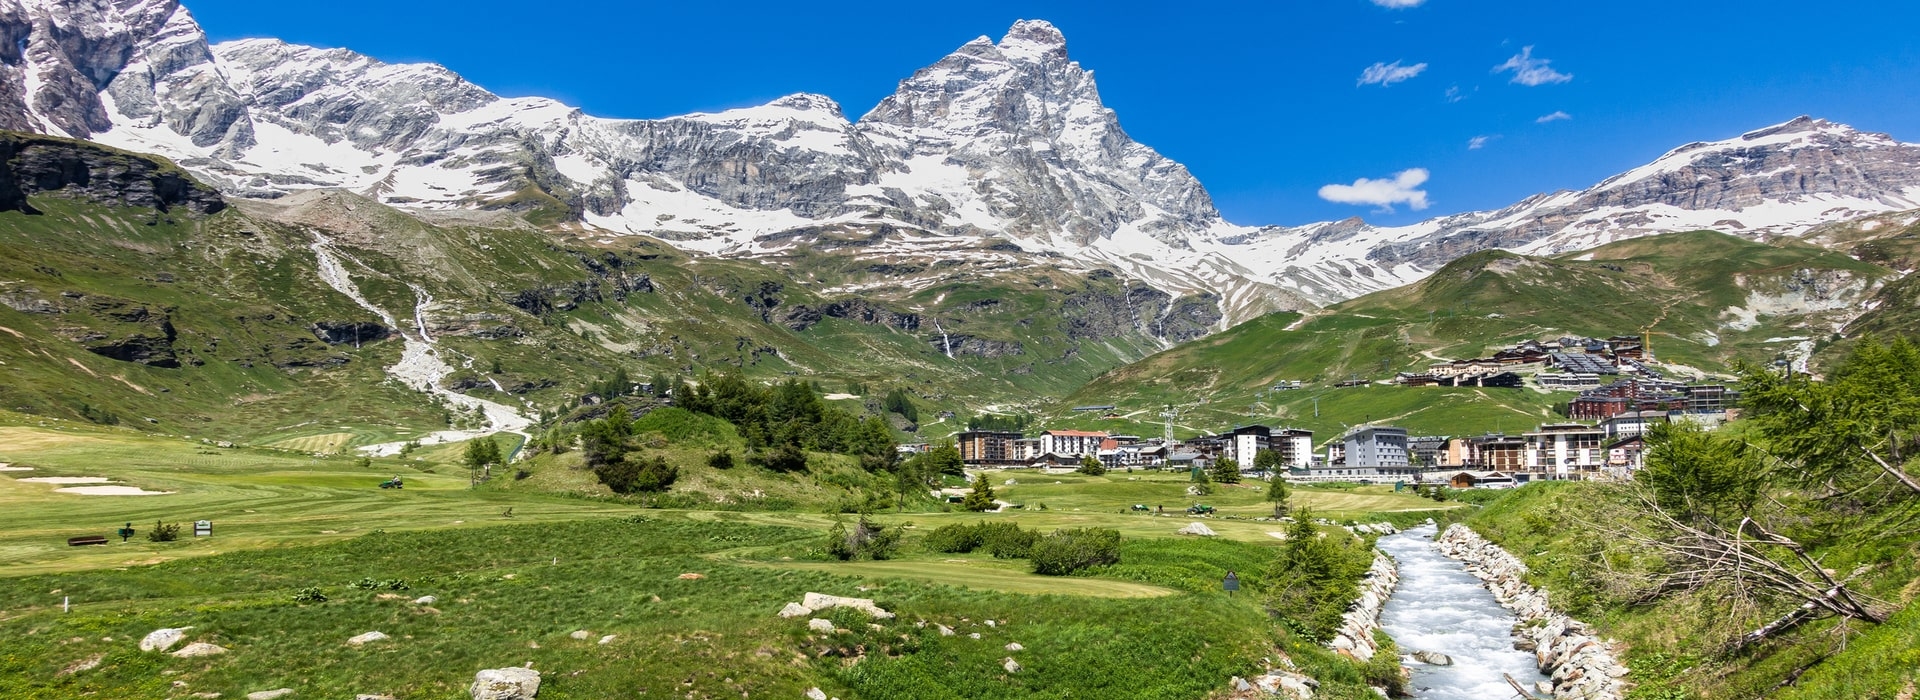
[1159,404,1178,444]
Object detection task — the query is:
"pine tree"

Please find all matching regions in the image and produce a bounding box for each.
[1076,455,1107,476]
[1211,457,1242,484]
[1266,471,1290,517]
[961,473,997,512]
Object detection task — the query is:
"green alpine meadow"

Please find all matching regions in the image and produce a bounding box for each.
[3,2,1920,699]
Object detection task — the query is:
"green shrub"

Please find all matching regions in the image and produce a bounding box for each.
[292,587,327,603]
[596,454,678,494]
[825,516,901,561]
[922,523,986,553]
[146,520,179,542]
[1030,527,1122,576]
[707,449,735,469]
[981,522,1039,558]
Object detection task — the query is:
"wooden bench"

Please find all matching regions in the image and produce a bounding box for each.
[67,535,108,546]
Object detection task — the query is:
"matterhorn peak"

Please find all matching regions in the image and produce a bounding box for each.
[998,19,1068,62]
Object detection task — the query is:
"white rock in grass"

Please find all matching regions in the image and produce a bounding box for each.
[470,667,541,700]
[568,630,590,640]
[1177,522,1217,537]
[172,642,228,658]
[808,618,836,633]
[346,631,388,646]
[412,596,437,605]
[246,690,295,700]
[805,689,828,700]
[777,602,813,618]
[936,624,954,636]
[801,592,894,619]
[984,620,996,627]
[140,627,192,652]
[598,635,616,645]
[1005,642,1024,651]
[1002,657,1021,673]
[969,633,982,640]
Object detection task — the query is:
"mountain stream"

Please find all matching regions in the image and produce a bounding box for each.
[1375,524,1551,699]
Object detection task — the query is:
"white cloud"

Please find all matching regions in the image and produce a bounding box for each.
[1493,46,1573,86]
[1358,60,1428,87]
[1371,0,1426,7]
[1445,85,1466,102]
[1536,110,1572,123]
[1468,135,1495,150]
[1319,168,1431,213]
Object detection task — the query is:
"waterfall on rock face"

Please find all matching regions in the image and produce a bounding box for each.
[306,233,532,457]
[934,319,954,359]
[1375,525,1552,699]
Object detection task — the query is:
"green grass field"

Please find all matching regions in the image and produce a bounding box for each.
[0,411,1434,699]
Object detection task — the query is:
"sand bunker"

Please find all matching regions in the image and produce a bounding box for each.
[56,486,174,496]
[0,464,32,471]
[18,476,112,484]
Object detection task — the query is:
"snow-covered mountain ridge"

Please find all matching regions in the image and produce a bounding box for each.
[8,0,1920,325]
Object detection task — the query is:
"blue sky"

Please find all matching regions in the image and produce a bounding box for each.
[182,0,1920,227]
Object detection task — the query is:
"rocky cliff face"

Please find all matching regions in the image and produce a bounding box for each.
[0,131,224,214]
[4,0,1915,320]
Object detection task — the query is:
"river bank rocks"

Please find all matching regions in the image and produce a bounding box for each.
[1434,524,1631,700]
[1328,551,1399,661]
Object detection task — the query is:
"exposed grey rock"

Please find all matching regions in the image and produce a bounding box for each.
[470,667,541,700]
[245,690,294,700]
[346,631,388,646]
[139,627,191,652]
[171,642,228,657]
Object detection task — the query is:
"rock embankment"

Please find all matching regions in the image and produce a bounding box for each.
[1328,551,1399,661]
[1435,524,1630,699]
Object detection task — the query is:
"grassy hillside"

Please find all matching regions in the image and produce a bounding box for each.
[1461,482,1918,700]
[0,136,1217,451]
[1049,231,1896,442]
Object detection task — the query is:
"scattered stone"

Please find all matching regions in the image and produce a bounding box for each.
[173,642,229,658]
[346,631,389,646]
[808,618,836,633]
[1177,522,1217,537]
[58,653,105,676]
[245,690,294,700]
[805,689,828,700]
[1231,676,1254,692]
[968,633,982,640]
[413,595,437,605]
[470,667,541,700]
[984,619,997,627]
[1005,642,1023,651]
[936,624,954,636]
[1002,657,1021,673]
[597,635,616,645]
[777,602,813,618]
[140,627,192,652]
[677,573,705,580]
[190,694,221,699]
[568,630,590,640]
[801,592,895,619]
[1411,650,1452,666]
[355,695,398,700]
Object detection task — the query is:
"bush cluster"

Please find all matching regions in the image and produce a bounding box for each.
[146,520,180,542]
[824,516,901,561]
[922,521,1039,558]
[1029,527,1123,576]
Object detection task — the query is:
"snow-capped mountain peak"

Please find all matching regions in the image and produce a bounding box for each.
[6,1,1920,327]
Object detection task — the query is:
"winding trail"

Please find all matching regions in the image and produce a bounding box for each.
[306,233,532,458]
[1376,524,1551,699]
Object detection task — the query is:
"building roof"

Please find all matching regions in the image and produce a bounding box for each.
[1553,352,1619,375]
[1043,429,1109,437]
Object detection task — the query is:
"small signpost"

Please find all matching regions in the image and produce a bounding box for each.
[193,520,212,538]
[117,522,135,542]
[1223,571,1240,597]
